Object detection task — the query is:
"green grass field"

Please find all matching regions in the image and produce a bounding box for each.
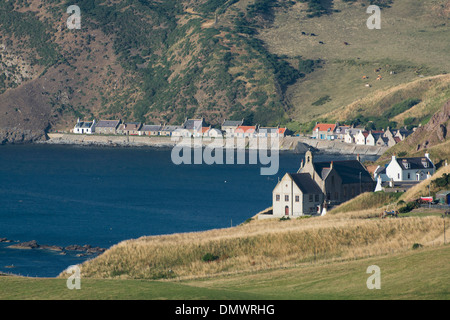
[1,244,448,300]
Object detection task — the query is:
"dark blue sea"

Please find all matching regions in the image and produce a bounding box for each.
[0,144,377,277]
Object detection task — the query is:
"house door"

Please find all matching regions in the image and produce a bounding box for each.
[285,206,289,216]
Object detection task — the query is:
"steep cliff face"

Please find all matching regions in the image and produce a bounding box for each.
[378,99,450,165]
[0,129,47,144]
[0,74,54,144]
[415,100,450,151]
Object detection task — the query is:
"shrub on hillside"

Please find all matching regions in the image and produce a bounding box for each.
[398,201,419,213]
[432,173,450,188]
[202,253,219,262]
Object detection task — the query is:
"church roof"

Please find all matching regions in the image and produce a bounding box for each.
[313,160,374,184]
[288,173,323,194]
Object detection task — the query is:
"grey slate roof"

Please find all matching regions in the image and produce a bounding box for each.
[140,125,162,131]
[184,119,204,130]
[396,157,434,170]
[288,173,323,194]
[313,160,374,184]
[75,121,93,129]
[161,125,182,132]
[258,127,279,133]
[95,120,121,128]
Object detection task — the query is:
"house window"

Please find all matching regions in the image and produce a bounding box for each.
[315,194,319,202]
[407,173,411,179]
[295,195,300,202]
[276,195,280,201]
[285,195,289,202]
[343,187,347,197]
[309,194,313,202]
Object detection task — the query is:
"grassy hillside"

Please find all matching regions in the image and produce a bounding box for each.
[61,206,446,281]
[259,0,450,126]
[329,191,403,214]
[320,74,450,130]
[2,240,448,300]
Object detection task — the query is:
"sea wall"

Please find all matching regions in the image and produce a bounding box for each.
[296,137,388,156]
[41,133,387,155]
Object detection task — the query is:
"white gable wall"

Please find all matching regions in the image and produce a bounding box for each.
[272,174,304,217]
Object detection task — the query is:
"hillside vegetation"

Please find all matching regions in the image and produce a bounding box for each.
[64,207,446,280]
[301,74,450,132]
[260,0,450,127]
[0,0,449,140]
[1,245,449,299]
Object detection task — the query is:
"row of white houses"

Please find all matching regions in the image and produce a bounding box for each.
[312,123,414,147]
[73,118,288,138]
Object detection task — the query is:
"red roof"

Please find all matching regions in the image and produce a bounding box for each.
[201,127,210,133]
[235,126,256,133]
[277,128,286,134]
[313,123,336,132]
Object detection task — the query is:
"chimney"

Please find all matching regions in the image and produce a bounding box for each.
[425,152,430,159]
[356,154,360,162]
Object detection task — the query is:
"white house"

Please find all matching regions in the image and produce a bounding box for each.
[312,123,337,140]
[344,132,354,144]
[272,173,324,217]
[205,128,223,138]
[355,130,368,145]
[385,153,435,182]
[365,131,384,146]
[172,128,191,138]
[73,119,95,134]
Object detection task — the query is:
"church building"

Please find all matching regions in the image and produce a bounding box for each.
[269,151,375,218]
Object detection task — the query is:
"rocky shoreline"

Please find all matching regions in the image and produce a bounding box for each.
[0,129,47,145]
[1,238,106,257]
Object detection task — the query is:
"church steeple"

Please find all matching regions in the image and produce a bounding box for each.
[299,149,314,173]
